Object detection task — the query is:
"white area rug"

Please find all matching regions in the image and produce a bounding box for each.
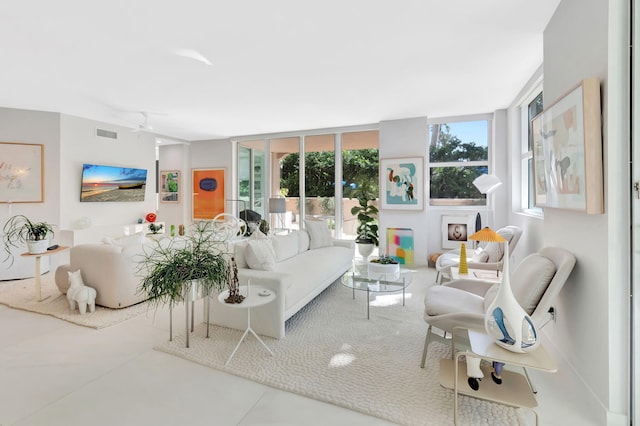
[155,267,524,425]
[0,274,148,329]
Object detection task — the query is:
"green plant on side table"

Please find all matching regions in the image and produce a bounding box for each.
[2,214,55,264]
[137,220,232,347]
[370,254,398,264]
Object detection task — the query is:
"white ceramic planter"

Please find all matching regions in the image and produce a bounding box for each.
[368,262,400,281]
[27,239,49,254]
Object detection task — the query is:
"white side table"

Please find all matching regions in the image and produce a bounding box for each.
[439,328,557,425]
[21,245,69,302]
[450,266,501,282]
[217,284,276,366]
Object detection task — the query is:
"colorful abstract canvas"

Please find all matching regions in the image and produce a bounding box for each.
[380,157,424,210]
[386,228,414,265]
[192,168,225,219]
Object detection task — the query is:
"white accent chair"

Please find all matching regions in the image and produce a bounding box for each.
[434,225,522,283]
[421,246,576,370]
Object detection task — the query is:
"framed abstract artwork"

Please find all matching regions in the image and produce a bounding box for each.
[192,168,225,219]
[441,214,475,249]
[0,142,44,203]
[386,227,414,265]
[532,77,603,214]
[159,170,180,203]
[380,157,424,210]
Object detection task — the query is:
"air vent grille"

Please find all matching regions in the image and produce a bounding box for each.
[96,128,118,139]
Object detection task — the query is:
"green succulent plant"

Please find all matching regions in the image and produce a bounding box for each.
[2,215,55,264]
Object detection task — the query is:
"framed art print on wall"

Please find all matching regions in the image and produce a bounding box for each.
[441,214,475,249]
[192,168,225,219]
[532,77,603,214]
[0,142,44,203]
[380,157,424,210]
[159,170,180,203]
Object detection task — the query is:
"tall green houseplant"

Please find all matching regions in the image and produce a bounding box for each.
[349,180,379,246]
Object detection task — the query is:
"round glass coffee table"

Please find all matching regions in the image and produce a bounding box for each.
[341,261,413,319]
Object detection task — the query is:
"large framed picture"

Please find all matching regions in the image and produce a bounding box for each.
[0,142,44,203]
[159,170,180,203]
[192,168,225,220]
[380,157,424,210]
[441,214,475,249]
[532,77,603,214]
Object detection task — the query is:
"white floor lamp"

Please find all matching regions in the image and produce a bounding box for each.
[268,197,287,232]
[472,174,502,229]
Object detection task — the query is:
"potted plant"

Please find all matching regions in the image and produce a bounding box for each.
[2,214,55,263]
[349,179,379,260]
[368,254,400,279]
[137,220,230,308]
[137,220,232,347]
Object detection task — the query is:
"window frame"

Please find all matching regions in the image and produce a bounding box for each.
[518,81,544,216]
[427,113,493,207]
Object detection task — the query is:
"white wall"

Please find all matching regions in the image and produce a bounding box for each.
[0,107,60,277]
[158,143,191,231]
[525,0,628,423]
[59,114,157,230]
[378,117,429,265]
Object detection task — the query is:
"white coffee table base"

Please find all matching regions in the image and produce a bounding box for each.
[217,284,276,366]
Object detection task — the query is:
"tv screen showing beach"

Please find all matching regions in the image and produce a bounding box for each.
[80,163,147,202]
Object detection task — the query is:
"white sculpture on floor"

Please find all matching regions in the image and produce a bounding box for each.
[67,270,96,315]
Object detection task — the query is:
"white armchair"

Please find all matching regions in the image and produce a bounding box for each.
[434,225,522,283]
[421,246,576,368]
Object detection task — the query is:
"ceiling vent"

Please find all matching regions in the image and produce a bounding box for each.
[96,128,118,139]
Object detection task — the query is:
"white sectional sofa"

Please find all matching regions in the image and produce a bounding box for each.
[211,227,355,339]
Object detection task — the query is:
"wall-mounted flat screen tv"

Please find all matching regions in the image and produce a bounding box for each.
[80,163,148,202]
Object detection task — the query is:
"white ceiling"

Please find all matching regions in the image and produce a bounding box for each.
[0,1,560,141]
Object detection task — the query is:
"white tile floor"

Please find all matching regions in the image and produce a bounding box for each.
[0,268,600,426]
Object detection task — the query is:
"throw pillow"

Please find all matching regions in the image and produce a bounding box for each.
[471,247,489,263]
[510,254,556,314]
[271,232,299,262]
[304,219,332,249]
[245,239,277,271]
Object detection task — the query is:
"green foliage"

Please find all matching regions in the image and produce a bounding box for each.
[166,173,178,192]
[2,215,55,264]
[370,255,398,264]
[137,221,230,308]
[280,148,379,197]
[349,179,379,246]
[429,124,488,199]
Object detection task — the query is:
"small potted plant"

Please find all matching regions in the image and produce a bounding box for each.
[2,214,55,263]
[349,179,379,260]
[368,254,400,280]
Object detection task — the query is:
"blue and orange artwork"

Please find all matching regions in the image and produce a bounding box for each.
[386,228,414,264]
[384,161,418,205]
[193,168,225,219]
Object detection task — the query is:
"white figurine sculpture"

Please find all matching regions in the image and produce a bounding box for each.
[67,270,96,315]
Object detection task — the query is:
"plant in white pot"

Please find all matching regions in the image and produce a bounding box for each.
[2,214,55,263]
[349,179,379,260]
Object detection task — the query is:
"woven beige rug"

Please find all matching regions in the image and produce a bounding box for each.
[155,269,525,426]
[0,274,148,329]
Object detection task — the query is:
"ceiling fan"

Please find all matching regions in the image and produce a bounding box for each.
[130,111,156,132]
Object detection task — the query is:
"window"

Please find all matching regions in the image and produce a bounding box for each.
[428,117,491,206]
[521,90,544,212]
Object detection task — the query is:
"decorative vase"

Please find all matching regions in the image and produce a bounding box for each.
[483,242,539,353]
[458,243,468,274]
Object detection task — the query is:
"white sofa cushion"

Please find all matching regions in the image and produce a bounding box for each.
[298,230,310,253]
[425,285,485,317]
[271,232,299,262]
[245,239,277,271]
[232,240,249,269]
[305,219,332,249]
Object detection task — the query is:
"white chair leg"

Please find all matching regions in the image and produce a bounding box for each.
[435,271,440,284]
[523,367,538,394]
[420,325,433,368]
